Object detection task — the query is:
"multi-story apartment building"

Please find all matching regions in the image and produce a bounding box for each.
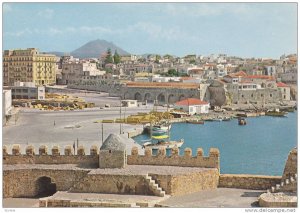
[3,48,56,86]
[61,61,104,84]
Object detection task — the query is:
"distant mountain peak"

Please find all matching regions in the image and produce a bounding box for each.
[70,39,130,58]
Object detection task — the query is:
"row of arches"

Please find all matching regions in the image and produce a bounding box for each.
[125,92,196,104]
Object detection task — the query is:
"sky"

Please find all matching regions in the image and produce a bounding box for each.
[2,2,298,58]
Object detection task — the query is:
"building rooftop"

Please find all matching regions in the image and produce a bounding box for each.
[245,75,275,80]
[277,82,289,87]
[175,98,209,106]
[100,134,126,151]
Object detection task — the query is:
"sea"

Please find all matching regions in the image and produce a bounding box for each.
[133,111,298,176]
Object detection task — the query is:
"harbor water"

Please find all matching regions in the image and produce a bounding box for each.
[133,112,297,176]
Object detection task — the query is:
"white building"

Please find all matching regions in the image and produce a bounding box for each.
[121,100,138,107]
[174,98,210,115]
[152,75,181,83]
[6,82,45,100]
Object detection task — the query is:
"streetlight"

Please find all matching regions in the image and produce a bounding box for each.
[119,96,122,134]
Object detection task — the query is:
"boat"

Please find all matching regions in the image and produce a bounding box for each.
[144,123,172,135]
[265,109,287,117]
[238,117,247,125]
[143,138,184,149]
[143,122,184,149]
[222,117,231,121]
[151,129,168,136]
[186,120,204,124]
[153,124,171,131]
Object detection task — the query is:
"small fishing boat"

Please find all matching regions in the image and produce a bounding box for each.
[222,117,231,121]
[151,129,168,136]
[238,117,247,125]
[143,138,184,149]
[265,109,287,117]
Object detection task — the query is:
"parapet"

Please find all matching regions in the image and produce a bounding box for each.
[64,145,73,156]
[3,145,8,156]
[128,146,220,169]
[3,144,100,166]
[90,145,99,156]
[12,144,21,156]
[39,145,48,155]
[52,146,60,156]
[26,145,35,156]
[77,145,85,156]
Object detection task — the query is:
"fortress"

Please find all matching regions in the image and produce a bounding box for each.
[3,134,297,207]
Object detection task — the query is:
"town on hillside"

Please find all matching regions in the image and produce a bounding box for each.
[2,45,297,122]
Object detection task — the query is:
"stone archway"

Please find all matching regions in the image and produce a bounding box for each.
[134,92,142,101]
[123,92,131,100]
[179,94,186,101]
[157,93,166,104]
[168,94,177,104]
[144,93,153,103]
[35,176,57,198]
[144,93,151,101]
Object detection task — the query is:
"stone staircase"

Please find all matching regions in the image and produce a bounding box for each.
[268,174,297,193]
[145,174,166,197]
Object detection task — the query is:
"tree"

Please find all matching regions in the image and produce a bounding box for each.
[167,69,178,76]
[105,48,113,64]
[113,50,121,64]
[155,55,161,63]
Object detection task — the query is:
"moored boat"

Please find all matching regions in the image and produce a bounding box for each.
[238,117,247,125]
[143,139,184,149]
[265,109,287,117]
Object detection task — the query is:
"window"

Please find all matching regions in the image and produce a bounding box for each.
[270,94,273,98]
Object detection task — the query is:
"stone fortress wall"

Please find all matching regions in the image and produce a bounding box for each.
[3,144,297,200]
[3,144,220,198]
[128,146,220,168]
[3,144,219,169]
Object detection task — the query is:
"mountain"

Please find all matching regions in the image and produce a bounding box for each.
[70,39,130,58]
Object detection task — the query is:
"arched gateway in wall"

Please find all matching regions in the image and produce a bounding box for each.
[134,92,143,101]
[35,176,57,197]
[157,93,166,104]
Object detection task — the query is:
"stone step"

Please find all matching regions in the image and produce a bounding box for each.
[145,174,166,197]
[159,191,165,197]
[146,178,155,185]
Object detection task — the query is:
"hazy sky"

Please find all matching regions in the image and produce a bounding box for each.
[3,2,297,58]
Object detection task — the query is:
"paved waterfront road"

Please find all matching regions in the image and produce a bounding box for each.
[3,106,162,154]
